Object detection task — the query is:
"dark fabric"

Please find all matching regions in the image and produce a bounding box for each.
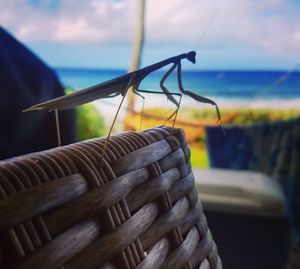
[206,210,290,269]
[206,125,254,169]
[0,27,75,160]
[206,118,300,226]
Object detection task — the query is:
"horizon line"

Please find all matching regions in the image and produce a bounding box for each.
[54,66,300,73]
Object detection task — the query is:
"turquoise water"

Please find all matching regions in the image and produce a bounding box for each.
[55,68,300,106]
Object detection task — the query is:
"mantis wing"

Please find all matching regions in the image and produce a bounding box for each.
[24,76,130,112]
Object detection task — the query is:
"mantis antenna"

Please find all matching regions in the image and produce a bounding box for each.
[193,0,224,51]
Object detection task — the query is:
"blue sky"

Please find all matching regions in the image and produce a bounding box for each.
[1,0,300,70]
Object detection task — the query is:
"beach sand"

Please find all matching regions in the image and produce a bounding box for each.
[92,93,300,127]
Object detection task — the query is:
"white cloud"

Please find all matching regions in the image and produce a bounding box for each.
[55,18,104,42]
[146,0,300,58]
[0,0,135,43]
[0,0,300,58]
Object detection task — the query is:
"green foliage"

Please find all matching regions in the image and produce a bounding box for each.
[189,108,300,125]
[65,89,106,141]
[76,103,106,141]
[190,144,209,168]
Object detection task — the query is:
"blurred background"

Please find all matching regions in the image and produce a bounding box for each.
[0,0,300,268]
[1,0,300,165]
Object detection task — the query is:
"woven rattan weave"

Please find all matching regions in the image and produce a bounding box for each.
[0,126,221,269]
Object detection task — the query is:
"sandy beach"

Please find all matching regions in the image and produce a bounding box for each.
[92,93,300,127]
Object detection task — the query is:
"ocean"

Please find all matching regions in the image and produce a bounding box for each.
[55,68,300,111]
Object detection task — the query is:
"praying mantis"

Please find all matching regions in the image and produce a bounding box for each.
[24,50,221,146]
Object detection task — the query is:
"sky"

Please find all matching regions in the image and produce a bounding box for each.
[1,0,300,70]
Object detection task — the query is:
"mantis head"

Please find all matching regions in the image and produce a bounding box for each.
[187,51,196,64]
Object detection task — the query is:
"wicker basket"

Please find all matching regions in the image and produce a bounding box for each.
[0,126,221,269]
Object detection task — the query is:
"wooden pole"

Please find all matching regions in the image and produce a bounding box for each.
[127,0,146,114]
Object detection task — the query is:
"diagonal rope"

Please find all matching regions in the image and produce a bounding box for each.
[250,61,300,105]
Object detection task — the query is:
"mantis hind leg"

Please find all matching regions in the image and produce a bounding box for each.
[54,109,61,147]
[100,74,136,165]
[136,88,182,127]
[170,94,182,128]
[132,83,145,130]
[160,63,180,107]
[132,62,182,127]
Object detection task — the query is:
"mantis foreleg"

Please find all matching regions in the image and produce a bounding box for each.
[177,61,222,123]
[160,63,180,107]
